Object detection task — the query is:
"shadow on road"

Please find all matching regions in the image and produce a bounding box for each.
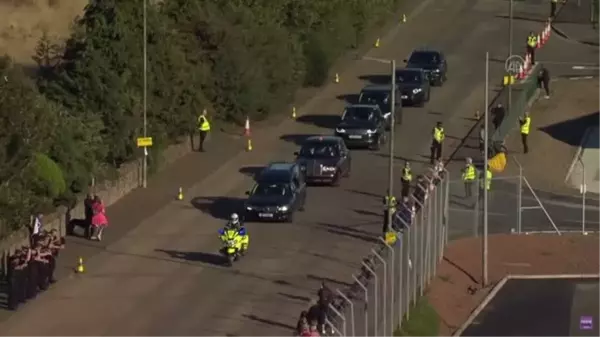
[239,166,264,179]
[243,314,296,330]
[443,256,479,285]
[539,111,599,147]
[370,152,430,164]
[317,222,376,236]
[279,134,320,145]
[336,93,360,104]
[307,273,354,288]
[191,196,246,220]
[354,209,380,217]
[155,249,227,266]
[358,74,390,85]
[278,292,311,303]
[296,115,340,129]
[495,14,547,23]
[346,189,382,199]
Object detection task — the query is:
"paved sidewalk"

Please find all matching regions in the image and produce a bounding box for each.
[568,126,600,194]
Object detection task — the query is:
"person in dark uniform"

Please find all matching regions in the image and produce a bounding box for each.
[537,66,551,99]
[26,243,40,300]
[84,193,95,238]
[491,103,506,130]
[48,229,64,284]
[37,235,53,291]
[7,251,20,310]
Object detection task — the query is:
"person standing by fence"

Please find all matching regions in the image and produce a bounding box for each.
[519,112,531,154]
[462,157,477,198]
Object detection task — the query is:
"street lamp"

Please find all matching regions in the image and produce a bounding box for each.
[362,56,397,231]
[142,0,148,188]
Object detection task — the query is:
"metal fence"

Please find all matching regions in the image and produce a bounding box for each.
[323,168,450,336]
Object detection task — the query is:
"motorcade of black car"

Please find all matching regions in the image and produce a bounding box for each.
[395,68,431,107]
[403,48,448,86]
[294,135,351,186]
[358,84,403,127]
[334,104,387,151]
[244,163,306,222]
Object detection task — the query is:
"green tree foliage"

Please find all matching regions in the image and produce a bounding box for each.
[0,0,400,236]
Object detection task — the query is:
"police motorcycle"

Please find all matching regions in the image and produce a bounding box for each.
[218,213,249,266]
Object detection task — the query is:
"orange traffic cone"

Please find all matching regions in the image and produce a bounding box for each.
[518,64,525,79]
[536,34,541,48]
[244,116,250,137]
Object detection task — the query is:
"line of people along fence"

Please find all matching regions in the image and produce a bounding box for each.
[311,166,450,336]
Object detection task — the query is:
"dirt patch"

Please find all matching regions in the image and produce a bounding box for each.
[0,0,87,65]
[504,79,599,196]
[428,233,599,335]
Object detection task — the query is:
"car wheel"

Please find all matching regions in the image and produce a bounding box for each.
[426,90,431,101]
[417,99,425,107]
[286,212,295,223]
[331,172,341,186]
[343,165,351,178]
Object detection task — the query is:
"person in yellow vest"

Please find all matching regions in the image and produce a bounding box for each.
[478,164,493,200]
[430,121,445,164]
[461,157,477,198]
[526,32,537,65]
[401,161,412,198]
[197,109,211,152]
[519,112,531,153]
[382,192,397,235]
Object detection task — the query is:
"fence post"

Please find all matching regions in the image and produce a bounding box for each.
[362,261,378,336]
[517,164,523,234]
[397,232,404,331]
[411,208,418,305]
[371,249,387,337]
[379,237,395,333]
[337,290,355,337]
[352,275,369,336]
[443,169,450,246]
[474,188,480,237]
[411,193,425,296]
[405,224,412,321]
[329,302,347,336]
[325,317,343,337]
[438,183,445,261]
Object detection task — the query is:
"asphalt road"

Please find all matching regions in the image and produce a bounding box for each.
[461,278,600,336]
[0,0,574,335]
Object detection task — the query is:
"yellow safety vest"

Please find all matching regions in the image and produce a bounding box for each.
[527,35,537,48]
[402,168,412,182]
[385,196,397,212]
[520,117,531,135]
[462,164,476,181]
[481,169,492,190]
[198,115,211,131]
[433,127,445,143]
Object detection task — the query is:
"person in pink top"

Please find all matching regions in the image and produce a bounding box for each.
[90,196,108,241]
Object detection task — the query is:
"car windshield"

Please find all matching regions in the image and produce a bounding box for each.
[300,142,339,158]
[396,71,422,84]
[359,91,388,106]
[343,107,375,121]
[253,183,289,196]
[408,52,439,65]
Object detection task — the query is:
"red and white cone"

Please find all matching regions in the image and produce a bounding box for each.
[244,116,251,137]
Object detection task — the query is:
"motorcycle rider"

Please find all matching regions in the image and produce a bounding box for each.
[225,213,249,253]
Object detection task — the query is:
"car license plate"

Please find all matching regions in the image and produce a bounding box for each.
[259,213,273,218]
[348,135,362,139]
[401,95,408,99]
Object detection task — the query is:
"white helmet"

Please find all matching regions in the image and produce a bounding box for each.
[230,213,239,224]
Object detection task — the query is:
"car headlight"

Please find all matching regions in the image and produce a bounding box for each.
[335,128,346,133]
[412,88,422,94]
[321,166,336,172]
[246,206,253,211]
[366,129,376,134]
[277,205,289,212]
[432,69,440,73]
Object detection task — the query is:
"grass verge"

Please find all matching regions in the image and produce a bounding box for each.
[395,296,440,336]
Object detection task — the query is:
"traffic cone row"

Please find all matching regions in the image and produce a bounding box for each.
[513,19,553,81]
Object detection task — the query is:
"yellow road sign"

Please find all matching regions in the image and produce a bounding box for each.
[136,137,153,147]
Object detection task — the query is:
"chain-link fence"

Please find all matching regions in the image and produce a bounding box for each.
[321,168,449,336]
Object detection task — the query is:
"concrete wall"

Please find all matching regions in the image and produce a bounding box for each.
[0,136,196,274]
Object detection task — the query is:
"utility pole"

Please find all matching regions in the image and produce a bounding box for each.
[142,0,148,188]
[483,52,490,286]
[508,0,514,120]
[387,59,397,231]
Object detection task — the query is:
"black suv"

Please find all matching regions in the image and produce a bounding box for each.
[244,162,307,222]
[395,68,431,107]
[404,48,448,86]
[334,104,387,150]
[358,84,403,127]
[294,136,351,186]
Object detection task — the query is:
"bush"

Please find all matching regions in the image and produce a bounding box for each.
[0,0,401,235]
[395,296,440,336]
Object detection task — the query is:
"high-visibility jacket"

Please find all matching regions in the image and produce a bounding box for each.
[480,169,492,190]
[402,168,413,182]
[462,164,476,181]
[384,196,397,213]
[520,117,531,135]
[527,35,537,48]
[198,115,211,131]
[433,127,445,143]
